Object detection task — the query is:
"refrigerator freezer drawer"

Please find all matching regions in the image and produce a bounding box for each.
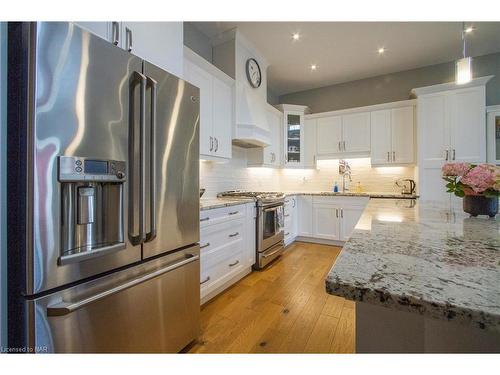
[29,245,200,353]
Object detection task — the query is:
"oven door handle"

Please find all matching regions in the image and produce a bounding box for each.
[262,243,284,258]
[47,254,199,316]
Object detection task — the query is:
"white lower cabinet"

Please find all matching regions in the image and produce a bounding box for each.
[300,196,369,243]
[284,196,298,245]
[297,196,313,237]
[199,203,255,303]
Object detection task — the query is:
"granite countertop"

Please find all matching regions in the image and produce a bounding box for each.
[200,197,255,211]
[284,191,419,199]
[325,198,500,332]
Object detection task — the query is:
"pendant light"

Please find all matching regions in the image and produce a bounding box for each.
[456,22,472,85]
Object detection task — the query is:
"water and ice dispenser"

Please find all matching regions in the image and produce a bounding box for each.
[58,156,127,265]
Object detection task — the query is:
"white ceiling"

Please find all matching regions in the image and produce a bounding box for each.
[191,22,500,95]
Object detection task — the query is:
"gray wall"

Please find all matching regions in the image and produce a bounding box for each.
[279,52,500,113]
[183,22,213,62]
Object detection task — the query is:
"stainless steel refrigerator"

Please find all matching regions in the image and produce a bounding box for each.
[7,22,200,353]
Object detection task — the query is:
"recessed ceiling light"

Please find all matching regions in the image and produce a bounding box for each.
[292,32,300,41]
[378,47,385,54]
[310,64,317,71]
[465,26,475,33]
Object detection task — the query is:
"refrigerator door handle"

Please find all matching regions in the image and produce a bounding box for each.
[129,71,147,246]
[146,76,157,243]
[46,253,200,317]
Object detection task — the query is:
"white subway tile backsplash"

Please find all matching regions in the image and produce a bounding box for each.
[199,147,415,197]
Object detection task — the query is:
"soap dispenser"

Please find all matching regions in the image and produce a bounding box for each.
[333,181,339,193]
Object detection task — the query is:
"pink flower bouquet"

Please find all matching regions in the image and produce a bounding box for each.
[442,163,500,198]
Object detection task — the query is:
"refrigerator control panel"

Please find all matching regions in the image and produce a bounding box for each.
[58,156,126,182]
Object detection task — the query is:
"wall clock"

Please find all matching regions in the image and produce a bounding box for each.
[246,58,262,88]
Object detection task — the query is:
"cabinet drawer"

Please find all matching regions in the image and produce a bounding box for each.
[200,239,244,289]
[200,204,246,227]
[200,218,244,253]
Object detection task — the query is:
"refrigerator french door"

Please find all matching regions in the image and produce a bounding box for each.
[7,22,200,353]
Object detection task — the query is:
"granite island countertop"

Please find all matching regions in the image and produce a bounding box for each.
[325,198,500,332]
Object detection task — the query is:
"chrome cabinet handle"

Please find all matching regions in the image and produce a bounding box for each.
[200,242,210,249]
[340,208,343,218]
[392,151,395,162]
[228,232,239,238]
[338,141,341,151]
[452,149,456,160]
[145,76,158,243]
[129,71,147,246]
[387,152,390,162]
[47,254,199,316]
[200,217,209,222]
[214,137,219,152]
[112,22,120,45]
[229,260,240,267]
[336,208,339,218]
[209,136,213,151]
[292,198,296,208]
[445,149,449,161]
[200,276,210,285]
[228,211,239,215]
[284,214,290,217]
[343,141,346,151]
[125,27,133,52]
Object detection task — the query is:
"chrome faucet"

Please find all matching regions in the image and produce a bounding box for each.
[339,159,352,192]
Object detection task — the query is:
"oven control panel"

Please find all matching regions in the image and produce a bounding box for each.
[58,156,126,182]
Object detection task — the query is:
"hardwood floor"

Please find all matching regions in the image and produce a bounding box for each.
[187,241,355,354]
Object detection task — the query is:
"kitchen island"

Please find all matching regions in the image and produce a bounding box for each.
[326,198,500,353]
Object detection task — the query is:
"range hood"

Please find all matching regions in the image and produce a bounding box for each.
[212,29,271,148]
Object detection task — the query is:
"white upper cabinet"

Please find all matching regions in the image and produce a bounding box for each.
[184,47,234,161]
[370,105,415,165]
[316,116,342,155]
[370,110,392,164]
[391,106,415,164]
[212,78,233,159]
[413,76,491,201]
[314,111,370,158]
[342,112,371,153]
[486,105,500,164]
[119,22,183,77]
[74,22,183,77]
[303,119,317,168]
[277,104,310,168]
[247,104,282,167]
[185,60,213,156]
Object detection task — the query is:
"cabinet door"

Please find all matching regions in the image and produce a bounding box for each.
[342,112,371,153]
[316,116,342,155]
[184,60,213,156]
[75,22,112,42]
[418,94,450,168]
[297,196,313,237]
[312,205,341,240]
[391,106,415,164]
[120,22,183,77]
[285,112,303,164]
[269,108,282,166]
[370,110,392,165]
[303,119,317,167]
[450,87,486,163]
[212,77,233,159]
[340,207,364,241]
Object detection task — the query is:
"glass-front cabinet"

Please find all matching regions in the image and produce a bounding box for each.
[277,104,309,167]
[487,105,500,165]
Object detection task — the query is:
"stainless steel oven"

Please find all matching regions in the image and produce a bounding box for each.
[217,191,285,269]
[256,201,284,269]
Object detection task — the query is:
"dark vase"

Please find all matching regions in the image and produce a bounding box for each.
[463,195,498,218]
